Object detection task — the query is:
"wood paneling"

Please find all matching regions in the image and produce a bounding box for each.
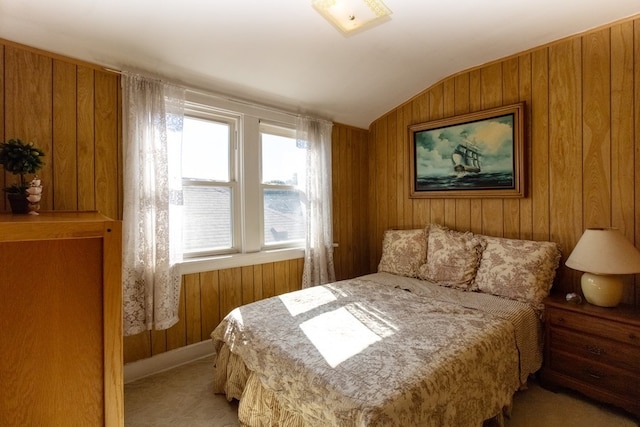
[368,17,640,306]
[332,123,370,280]
[95,71,120,219]
[0,44,4,194]
[123,259,306,363]
[77,67,97,211]
[1,39,120,215]
[53,60,78,210]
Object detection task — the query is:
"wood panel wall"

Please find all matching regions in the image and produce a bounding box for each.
[123,259,305,362]
[368,17,640,307]
[0,39,121,218]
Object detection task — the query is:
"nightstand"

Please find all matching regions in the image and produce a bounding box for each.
[540,294,640,418]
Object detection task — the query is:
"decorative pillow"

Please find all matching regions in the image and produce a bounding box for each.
[472,235,561,310]
[377,228,428,278]
[418,224,485,289]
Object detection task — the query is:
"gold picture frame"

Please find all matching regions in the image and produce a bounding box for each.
[409,102,525,198]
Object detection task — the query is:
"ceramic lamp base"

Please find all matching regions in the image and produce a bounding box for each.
[581,272,623,307]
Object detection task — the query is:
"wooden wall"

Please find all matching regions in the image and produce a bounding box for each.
[123,259,305,362]
[368,17,640,307]
[0,39,121,218]
[332,123,371,281]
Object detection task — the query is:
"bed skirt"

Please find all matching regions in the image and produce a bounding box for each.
[214,343,309,426]
[213,342,510,427]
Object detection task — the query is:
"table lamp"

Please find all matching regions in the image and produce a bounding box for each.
[565,228,640,307]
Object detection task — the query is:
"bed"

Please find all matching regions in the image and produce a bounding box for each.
[211,224,561,426]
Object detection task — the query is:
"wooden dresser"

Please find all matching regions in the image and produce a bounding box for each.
[0,212,123,426]
[540,294,640,418]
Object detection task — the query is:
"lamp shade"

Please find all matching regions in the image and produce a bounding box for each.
[565,228,640,275]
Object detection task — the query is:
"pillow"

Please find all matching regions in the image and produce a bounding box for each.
[472,235,561,310]
[377,228,428,278]
[418,224,485,289]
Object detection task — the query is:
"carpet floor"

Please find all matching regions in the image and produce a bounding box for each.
[125,355,637,426]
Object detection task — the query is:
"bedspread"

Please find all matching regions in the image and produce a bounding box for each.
[211,273,541,426]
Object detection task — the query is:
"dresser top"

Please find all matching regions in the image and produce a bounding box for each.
[0,210,112,223]
[545,293,640,326]
[0,211,118,242]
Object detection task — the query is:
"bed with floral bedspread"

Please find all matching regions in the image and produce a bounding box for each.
[211,224,560,426]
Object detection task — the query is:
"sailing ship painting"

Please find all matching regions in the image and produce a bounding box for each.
[409,104,524,197]
[451,139,481,173]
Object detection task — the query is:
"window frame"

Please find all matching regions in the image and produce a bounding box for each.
[259,122,306,250]
[181,103,241,258]
[177,91,304,275]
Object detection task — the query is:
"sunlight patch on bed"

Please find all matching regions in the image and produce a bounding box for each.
[279,286,337,316]
[300,305,395,367]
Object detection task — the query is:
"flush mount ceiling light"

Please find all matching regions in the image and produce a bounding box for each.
[312,0,392,35]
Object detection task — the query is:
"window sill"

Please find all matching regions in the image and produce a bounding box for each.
[178,247,305,275]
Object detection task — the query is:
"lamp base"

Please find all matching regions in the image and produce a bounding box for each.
[580,272,623,307]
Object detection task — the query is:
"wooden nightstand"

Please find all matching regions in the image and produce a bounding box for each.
[540,294,640,418]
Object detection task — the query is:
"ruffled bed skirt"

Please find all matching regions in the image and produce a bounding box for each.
[214,343,309,426]
[213,342,511,427]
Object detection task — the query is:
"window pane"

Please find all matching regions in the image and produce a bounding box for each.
[182,186,232,253]
[263,188,305,245]
[261,133,306,186]
[182,117,230,181]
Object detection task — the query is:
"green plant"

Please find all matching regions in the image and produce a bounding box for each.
[0,138,45,193]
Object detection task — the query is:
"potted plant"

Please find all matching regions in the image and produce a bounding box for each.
[0,138,45,214]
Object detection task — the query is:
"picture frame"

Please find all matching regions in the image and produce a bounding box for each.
[409,102,525,198]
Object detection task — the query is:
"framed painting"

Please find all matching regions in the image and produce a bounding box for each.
[409,102,525,198]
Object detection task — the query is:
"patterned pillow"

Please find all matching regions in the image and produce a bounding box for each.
[377,228,428,278]
[472,235,561,310]
[418,224,486,289]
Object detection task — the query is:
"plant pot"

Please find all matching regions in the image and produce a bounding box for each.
[7,192,30,214]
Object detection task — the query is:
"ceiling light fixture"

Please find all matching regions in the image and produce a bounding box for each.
[312,0,392,35]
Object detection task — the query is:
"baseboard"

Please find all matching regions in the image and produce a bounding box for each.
[124,339,214,384]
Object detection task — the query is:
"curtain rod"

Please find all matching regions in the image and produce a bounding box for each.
[106,67,331,124]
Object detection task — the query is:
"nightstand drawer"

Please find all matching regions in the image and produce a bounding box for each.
[543,295,640,417]
[550,350,639,399]
[548,327,640,376]
[547,308,640,347]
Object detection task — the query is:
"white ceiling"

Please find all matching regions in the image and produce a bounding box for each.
[1,0,639,129]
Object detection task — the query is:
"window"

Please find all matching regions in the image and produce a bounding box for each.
[181,112,239,258]
[260,123,307,247]
[177,92,305,271]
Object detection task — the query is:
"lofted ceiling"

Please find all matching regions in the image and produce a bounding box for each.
[0,0,639,129]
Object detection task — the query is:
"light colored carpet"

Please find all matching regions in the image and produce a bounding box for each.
[125,355,637,426]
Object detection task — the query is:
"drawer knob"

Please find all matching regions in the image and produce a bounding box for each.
[585,369,603,380]
[585,344,604,356]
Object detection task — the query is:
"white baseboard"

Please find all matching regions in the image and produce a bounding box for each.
[124,339,214,384]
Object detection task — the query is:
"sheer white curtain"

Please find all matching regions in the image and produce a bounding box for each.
[298,116,336,288]
[122,72,185,336]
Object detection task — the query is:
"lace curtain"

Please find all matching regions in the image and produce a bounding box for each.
[122,72,185,336]
[298,116,336,288]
